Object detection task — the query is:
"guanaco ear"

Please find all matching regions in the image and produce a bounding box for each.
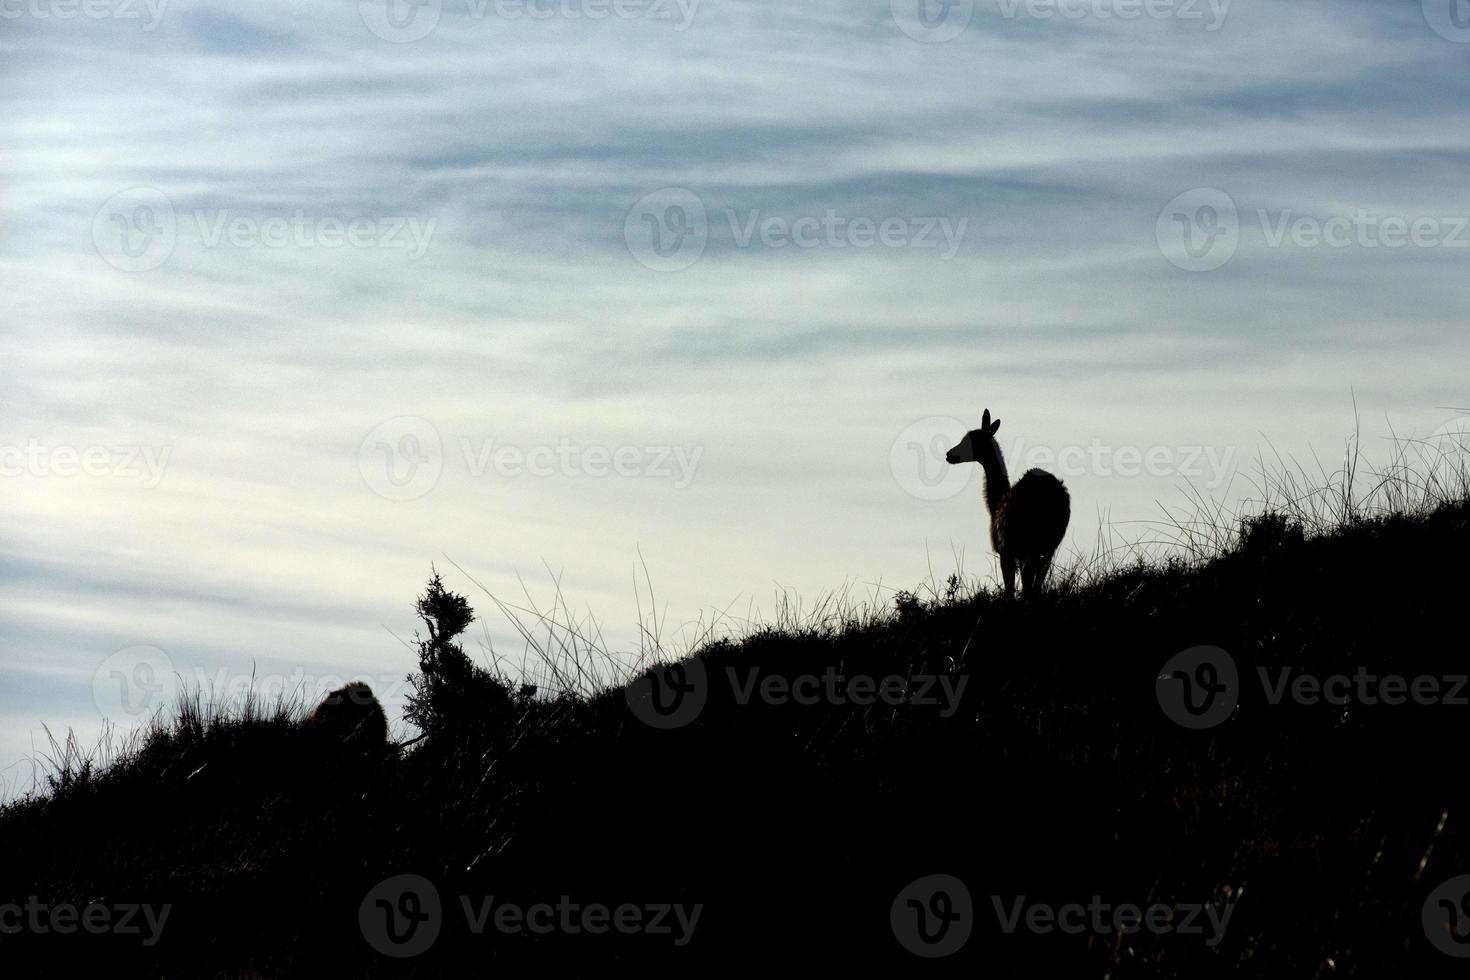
[981,409,991,430]
[990,417,1001,434]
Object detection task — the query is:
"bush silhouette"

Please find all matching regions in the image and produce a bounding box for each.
[403,569,513,739]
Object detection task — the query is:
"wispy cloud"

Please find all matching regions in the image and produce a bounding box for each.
[4,0,1469,791]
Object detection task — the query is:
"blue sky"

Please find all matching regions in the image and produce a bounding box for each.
[2,0,1469,796]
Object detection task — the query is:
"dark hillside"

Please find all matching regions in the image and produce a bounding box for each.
[3,496,1469,977]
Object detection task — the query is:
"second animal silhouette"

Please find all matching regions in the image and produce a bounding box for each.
[946,409,1070,597]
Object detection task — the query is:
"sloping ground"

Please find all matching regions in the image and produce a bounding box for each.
[3,499,1469,977]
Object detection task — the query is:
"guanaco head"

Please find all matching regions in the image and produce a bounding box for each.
[946,409,1001,466]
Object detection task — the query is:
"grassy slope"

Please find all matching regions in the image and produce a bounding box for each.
[3,495,1469,977]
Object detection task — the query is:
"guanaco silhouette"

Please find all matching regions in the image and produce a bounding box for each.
[946,409,1070,597]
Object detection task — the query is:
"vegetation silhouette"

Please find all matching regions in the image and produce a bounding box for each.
[2,432,1469,976]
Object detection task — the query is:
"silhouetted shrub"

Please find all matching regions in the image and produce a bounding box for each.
[1238,511,1306,555]
[403,569,513,739]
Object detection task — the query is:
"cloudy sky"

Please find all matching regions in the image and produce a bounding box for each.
[2,0,1468,795]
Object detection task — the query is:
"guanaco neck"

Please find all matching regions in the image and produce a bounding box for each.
[980,438,1011,517]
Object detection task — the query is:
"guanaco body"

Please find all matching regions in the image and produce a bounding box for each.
[946,410,1070,597]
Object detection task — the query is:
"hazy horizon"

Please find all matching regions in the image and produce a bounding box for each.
[4,0,1470,797]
